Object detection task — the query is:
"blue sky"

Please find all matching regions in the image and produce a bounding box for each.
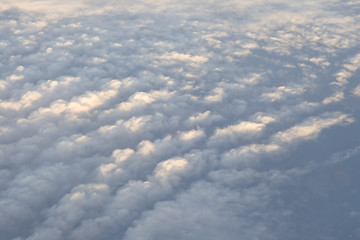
[1,1,360,239]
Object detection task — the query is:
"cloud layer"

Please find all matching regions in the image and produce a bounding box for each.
[1,1,360,239]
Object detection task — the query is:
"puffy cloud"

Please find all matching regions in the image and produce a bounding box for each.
[0,0,359,240]
[118,90,174,113]
[153,157,189,182]
[158,52,208,67]
[208,114,275,148]
[221,143,281,168]
[322,91,344,104]
[185,110,223,127]
[353,85,360,96]
[204,87,225,102]
[261,85,306,102]
[177,128,205,142]
[272,112,354,144]
[332,53,360,87]
[221,112,354,169]
[216,121,264,137]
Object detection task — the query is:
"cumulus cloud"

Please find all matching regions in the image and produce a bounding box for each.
[322,91,344,105]
[0,0,359,240]
[353,85,360,96]
[261,85,306,102]
[272,112,354,144]
[332,53,360,87]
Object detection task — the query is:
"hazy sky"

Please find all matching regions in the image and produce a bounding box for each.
[1,1,360,239]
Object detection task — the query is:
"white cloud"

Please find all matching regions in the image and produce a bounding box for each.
[154,157,189,181]
[261,85,306,102]
[216,121,265,136]
[137,140,156,155]
[178,128,205,142]
[222,144,280,168]
[204,87,225,102]
[158,52,208,66]
[118,90,173,112]
[273,112,354,144]
[332,53,360,86]
[185,111,223,128]
[322,91,344,104]
[353,85,360,96]
[208,115,275,147]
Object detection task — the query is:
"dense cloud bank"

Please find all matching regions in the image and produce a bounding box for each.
[1,1,360,239]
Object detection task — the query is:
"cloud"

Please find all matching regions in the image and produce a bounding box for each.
[153,157,189,182]
[353,85,360,96]
[123,174,291,240]
[332,53,360,87]
[261,85,306,102]
[272,112,354,144]
[221,112,354,169]
[184,110,223,127]
[177,128,205,142]
[204,87,225,102]
[322,91,344,104]
[208,114,275,148]
[0,1,359,240]
[118,90,174,112]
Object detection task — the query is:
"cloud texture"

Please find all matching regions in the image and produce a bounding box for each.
[1,0,360,239]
